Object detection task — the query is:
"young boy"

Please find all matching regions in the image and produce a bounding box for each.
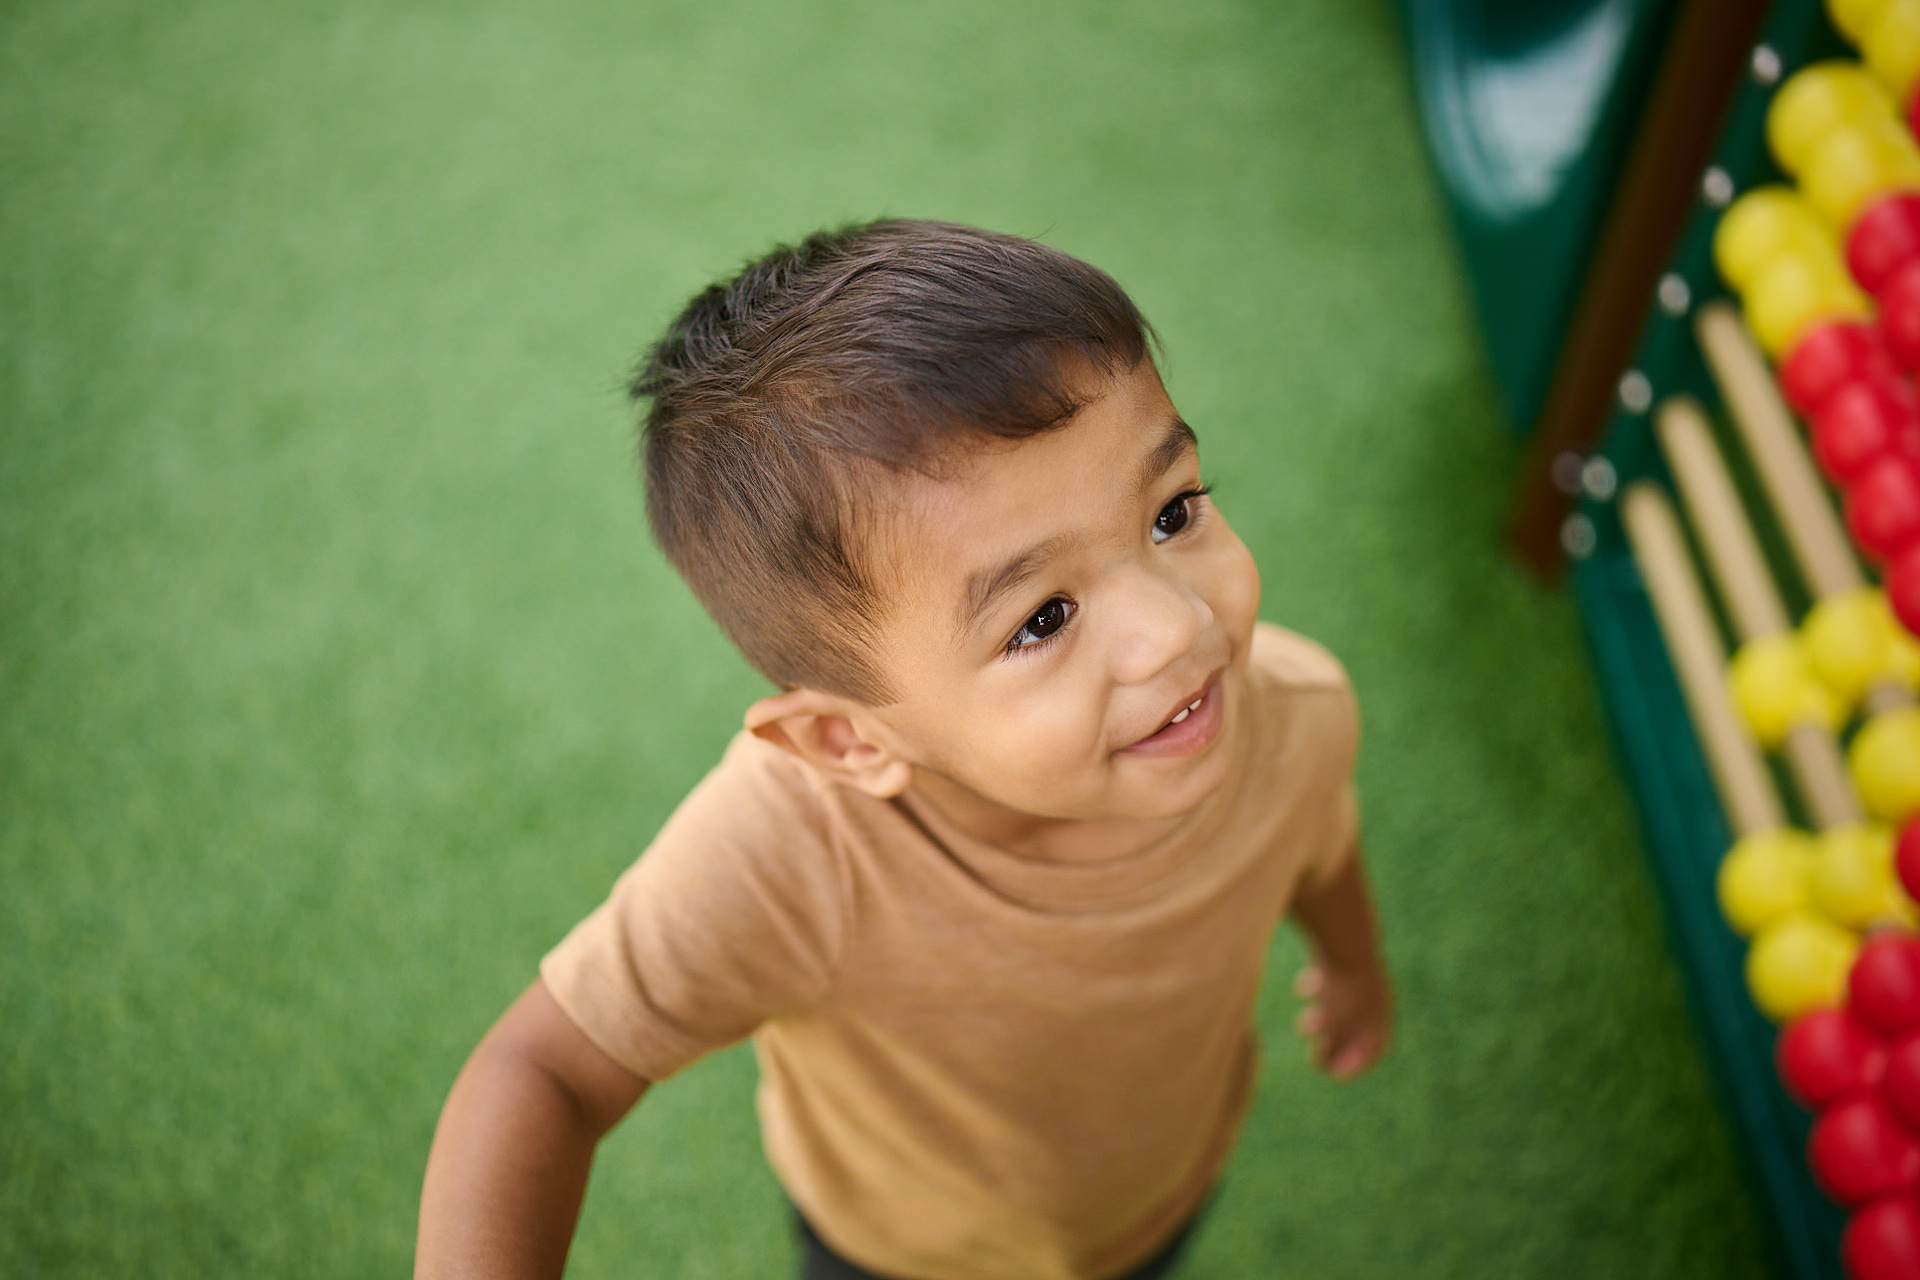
[417,220,1391,1280]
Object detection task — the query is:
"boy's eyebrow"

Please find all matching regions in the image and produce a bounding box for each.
[1136,418,1198,499]
[955,417,1199,640]
[956,533,1075,640]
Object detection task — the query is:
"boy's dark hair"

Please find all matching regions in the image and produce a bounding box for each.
[632,219,1153,703]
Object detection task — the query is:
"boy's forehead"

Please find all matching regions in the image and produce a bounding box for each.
[872,366,1196,629]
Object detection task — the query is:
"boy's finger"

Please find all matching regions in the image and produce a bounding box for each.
[1293,1007,1324,1038]
[1326,1034,1384,1080]
[1292,967,1322,999]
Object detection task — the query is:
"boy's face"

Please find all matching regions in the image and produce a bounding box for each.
[860,359,1261,826]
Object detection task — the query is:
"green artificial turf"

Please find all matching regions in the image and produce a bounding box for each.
[3,1,1774,1275]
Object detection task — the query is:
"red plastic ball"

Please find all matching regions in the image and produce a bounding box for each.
[1848,454,1920,562]
[1893,550,1920,639]
[1889,1035,1920,1135]
[1855,935,1920,1036]
[1811,1095,1920,1206]
[1818,379,1920,484]
[1844,1192,1920,1280]
[1884,262,1920,370]
[1783,322,1906,418]
[1781,1009,1890,1110]
[1852,195,1920,297]
[1899,819,1920,906]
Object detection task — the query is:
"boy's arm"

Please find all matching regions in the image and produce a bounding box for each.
[417,979,649,1280]
[1288,842,1392,1080]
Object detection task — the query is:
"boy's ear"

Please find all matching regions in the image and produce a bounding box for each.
[745,689,914,799]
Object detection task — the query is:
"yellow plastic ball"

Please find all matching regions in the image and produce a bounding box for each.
[1805,588,1897,707]
[1811,822,1904,927]
[1768,60,1898,176]
[1717,828,1817,935]
[1867,0,1920,103]
[1802,118,1920,230]
[1874,594,1920,686]
[1834,0,1896,43]
[1713,186,1836,292]
[1729,633,1846,746]
[1742,245,1873,355]
[1747,912,1862,1021]
[1851,706,1920,822]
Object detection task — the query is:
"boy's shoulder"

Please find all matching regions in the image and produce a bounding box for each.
[681,727,840,839]
[1243,622,1358,780]
[1247,621,1351,695]
[541,728,850,1083]
[614,728,845,897]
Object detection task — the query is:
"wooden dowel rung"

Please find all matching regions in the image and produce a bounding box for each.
[1783,723,1867,829]
[1695,301,1865,600]
[1656,396,1795,640]
[1621,482,1788,837]
[1653,398,1870,830]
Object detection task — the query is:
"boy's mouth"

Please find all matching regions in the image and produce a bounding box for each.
[1119,672,1224,757]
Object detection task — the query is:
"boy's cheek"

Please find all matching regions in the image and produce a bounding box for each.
[934,688,1083,774]
[1212,535,1263,642]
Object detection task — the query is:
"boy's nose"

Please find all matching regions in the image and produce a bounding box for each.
[1108,568,1215,686]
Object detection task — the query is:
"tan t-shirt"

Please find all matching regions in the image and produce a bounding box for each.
[542,622,1359,1280]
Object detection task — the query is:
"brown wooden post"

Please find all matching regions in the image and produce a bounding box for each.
[1507,0,1769,578]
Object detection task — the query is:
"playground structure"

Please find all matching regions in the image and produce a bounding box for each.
[1414,0,1920,1275]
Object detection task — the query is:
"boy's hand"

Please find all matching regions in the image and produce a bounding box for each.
[1292,956,1392,1080]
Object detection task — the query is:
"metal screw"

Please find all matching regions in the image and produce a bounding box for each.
[1751,44,1782,86]
[1561,513,1598,560]
[1551,451,1585,494]
[1657,273,1692,317]
[1619,370,1653,414]
[1581,456,1618,502]
[1702,167,1735,207]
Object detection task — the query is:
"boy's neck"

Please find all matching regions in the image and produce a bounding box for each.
[907,768,1185,864]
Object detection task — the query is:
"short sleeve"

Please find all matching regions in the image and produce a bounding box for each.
[540,732,847,1083]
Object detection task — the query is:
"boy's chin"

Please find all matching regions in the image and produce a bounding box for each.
[926,725,1237,824]
[947,777,1210,828]
[1112,766,1231,821]
[1069,756,1238,824]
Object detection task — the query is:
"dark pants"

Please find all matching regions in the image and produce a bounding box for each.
[794,1206,1204,1280]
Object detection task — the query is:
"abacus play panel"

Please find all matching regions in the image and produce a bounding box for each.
[1438,0,1920,1276]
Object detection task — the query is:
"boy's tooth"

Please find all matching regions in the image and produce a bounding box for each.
[1169,708,1191,725]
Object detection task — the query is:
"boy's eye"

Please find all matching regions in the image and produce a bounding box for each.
[1152,497,1190,543]
[1008,597,1075,652]
[1144,479,1205,541]
[1152,490,1206,544]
